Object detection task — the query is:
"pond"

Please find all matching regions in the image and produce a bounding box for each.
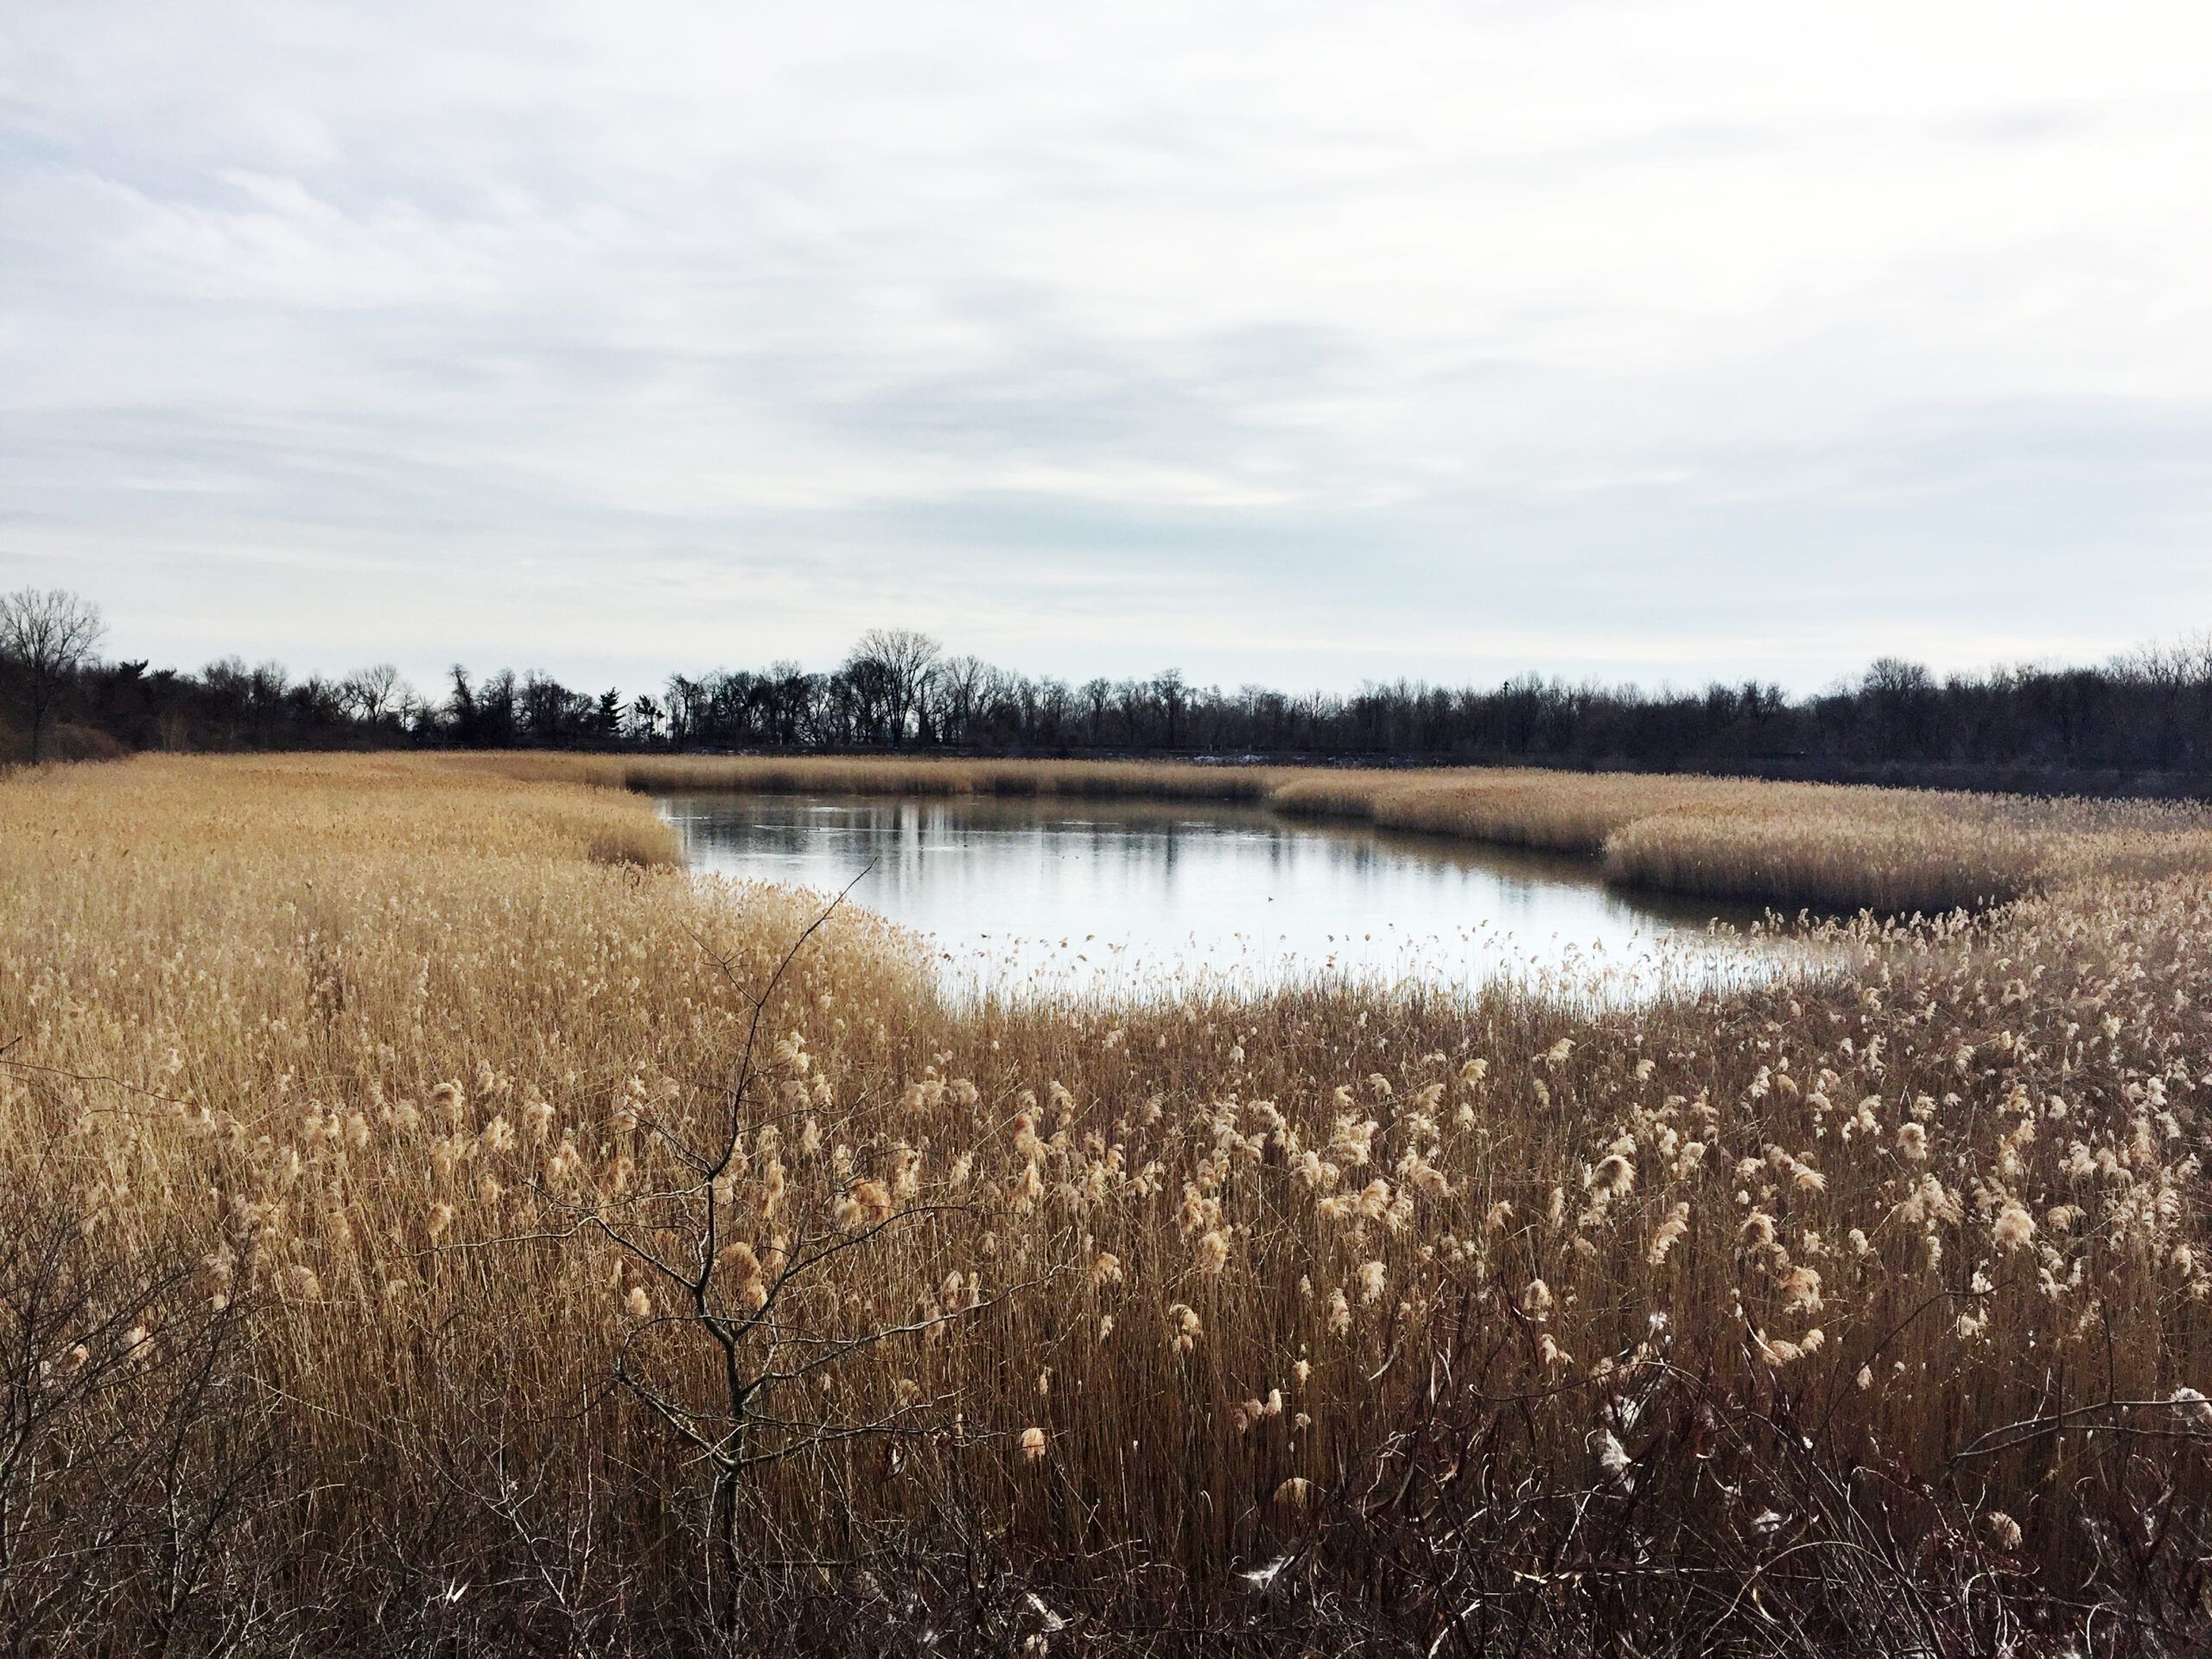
[657,791,1780,1001]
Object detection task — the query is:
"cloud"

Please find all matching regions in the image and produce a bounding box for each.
[3,0,2209,695]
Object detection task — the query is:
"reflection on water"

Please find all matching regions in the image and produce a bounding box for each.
[658,792,1780,1000]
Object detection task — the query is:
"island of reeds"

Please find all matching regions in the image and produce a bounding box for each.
[4,751,2211,1654]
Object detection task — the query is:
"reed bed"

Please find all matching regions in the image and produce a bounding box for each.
[475,750,2212,915]
[469,751,1288,804]
[3,753,2212,1654]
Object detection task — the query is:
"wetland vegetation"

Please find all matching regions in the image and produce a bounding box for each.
[4,752,2211,1652]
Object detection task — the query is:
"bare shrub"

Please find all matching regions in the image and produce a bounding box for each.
[0,1185,274,1652]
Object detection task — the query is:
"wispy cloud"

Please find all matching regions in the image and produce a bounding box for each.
[3,0,2209,694]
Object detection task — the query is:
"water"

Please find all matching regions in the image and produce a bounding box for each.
[657,791,1777,1000]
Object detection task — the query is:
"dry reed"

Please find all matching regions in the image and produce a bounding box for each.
[3,752,2211,1653]
[467,750,2212,915]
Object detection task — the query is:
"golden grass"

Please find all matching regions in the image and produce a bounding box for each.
[471,750,2212,914]
[5,752,2212,1649]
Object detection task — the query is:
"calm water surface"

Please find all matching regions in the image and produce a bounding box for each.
[658,791,1777,999]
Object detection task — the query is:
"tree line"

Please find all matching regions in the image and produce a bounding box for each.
[8,590,2212,789]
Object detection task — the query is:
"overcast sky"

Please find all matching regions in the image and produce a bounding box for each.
[4,3,2209,698]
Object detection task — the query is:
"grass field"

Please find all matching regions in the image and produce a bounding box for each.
[3,752,2211,1654]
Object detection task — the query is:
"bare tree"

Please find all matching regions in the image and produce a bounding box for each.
[934,655,990,747]
[846,628,941,748]
[0,589,105,763]
[1152,668,1188,749]
[341,663,405,724]
[1080,677,1113,745]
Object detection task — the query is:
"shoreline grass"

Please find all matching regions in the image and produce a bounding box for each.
[3,752,2210,1652]
[462,750,2212,914]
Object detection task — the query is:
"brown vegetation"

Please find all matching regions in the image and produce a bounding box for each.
[3,752,2211,1653]
[470,750,2212,913]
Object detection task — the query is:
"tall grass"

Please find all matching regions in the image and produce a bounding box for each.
[3,753,2211,1651]
[473,751,2212,914]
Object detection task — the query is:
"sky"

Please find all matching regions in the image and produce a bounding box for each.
[4,2,2210,700]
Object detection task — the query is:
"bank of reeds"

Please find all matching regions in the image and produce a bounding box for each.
[469,751,2212,914]
[3,753,2212,1653]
